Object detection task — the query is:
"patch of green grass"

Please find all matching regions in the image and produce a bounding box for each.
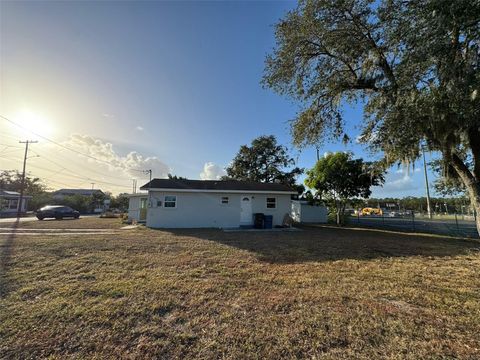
[1,226,479,358]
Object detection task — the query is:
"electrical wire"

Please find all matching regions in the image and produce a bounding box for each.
[1,114,146,173]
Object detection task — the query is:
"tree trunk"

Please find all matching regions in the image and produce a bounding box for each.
[451,153,480,237]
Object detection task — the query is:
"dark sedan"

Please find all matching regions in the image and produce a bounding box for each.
[36,205,80,220]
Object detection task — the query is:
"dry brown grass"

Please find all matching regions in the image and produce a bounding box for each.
[0,217,124,229]
[1,225,479,359]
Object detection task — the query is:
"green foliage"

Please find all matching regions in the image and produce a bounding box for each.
[0,170,47,196]
[110,194,129,211]
[225,135,303,186]
[29,192,54,211]
[305,152,384,224]
[167,174,188,180]
[0,170,50,211]
[263,0,480,233]
[59,195,92,213]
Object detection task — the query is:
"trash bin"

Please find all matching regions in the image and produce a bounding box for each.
[264,215,273,229]
[254,213,264,229]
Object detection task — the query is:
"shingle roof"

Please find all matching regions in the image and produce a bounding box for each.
[53,189,104,196]
[140,179,296,193]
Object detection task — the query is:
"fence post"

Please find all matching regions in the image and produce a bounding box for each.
[455,213,459,233]
[411,210,415,232]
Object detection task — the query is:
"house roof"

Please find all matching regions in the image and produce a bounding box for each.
[140,179,296,193]
[0,189,32,198]
[53,189,104,196]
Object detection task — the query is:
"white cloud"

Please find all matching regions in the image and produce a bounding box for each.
[65,134,170,178]
[102,113,115,118]
[200,162,226,180]
[135,126,144,131]
[395,166,422,175]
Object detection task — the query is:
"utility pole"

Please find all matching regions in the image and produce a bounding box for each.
[316,146,320,162]
[17,140,38,217]
[422,147,432,219]
[144,169,152,207]
[91,182,95,190]
[144,169,152,185]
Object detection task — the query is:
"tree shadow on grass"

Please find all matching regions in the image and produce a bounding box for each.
[0,218,19,298]
[162,226,480,264]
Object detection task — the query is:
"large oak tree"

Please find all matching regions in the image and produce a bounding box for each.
[225,135,303,187]
[263,0,480,235]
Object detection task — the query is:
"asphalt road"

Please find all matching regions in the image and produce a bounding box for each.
[353,216,479,238]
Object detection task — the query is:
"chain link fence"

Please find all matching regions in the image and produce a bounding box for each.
[350,212,479,238]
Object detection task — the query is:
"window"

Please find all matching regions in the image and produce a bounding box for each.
[8,199,18,210]
[221,196,229,204]
[164,195,177,208]
[266,197,276,209]
[156,200,162,207]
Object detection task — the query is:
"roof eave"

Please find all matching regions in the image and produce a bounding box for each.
[142,188,297,195]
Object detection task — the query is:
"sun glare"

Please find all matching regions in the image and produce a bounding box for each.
[13,109,55,138]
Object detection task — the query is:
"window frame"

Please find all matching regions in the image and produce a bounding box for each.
[164,195,177,209]
[266,197,277,209]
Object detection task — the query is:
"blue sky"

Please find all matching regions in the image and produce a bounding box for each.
[1,0,436,196]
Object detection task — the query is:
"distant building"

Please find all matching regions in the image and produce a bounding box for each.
[52,189,105,199]
[0,190,32,217]
[52,189,107,213]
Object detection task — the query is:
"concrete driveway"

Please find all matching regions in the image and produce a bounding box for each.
[0,216,38,223]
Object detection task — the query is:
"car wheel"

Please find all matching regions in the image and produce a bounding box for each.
[74,215,80,219]
[55,215,63,220]
[37,216,44,220]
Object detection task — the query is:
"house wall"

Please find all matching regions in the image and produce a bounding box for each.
[128,196,142,221]
[291,200,328,223]
[0,197,29,215]
[145,191,292,228]
[250,194,292,226]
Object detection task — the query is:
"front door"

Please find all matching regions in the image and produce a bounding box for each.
[240,196,252,225]
[139,198,148,221]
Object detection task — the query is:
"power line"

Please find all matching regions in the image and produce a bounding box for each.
[1,114,146,173]
[1,156,132,189]
[29,148,149,181]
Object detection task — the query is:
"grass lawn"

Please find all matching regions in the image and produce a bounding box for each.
[1,221,479,359]
[1,217,125,229]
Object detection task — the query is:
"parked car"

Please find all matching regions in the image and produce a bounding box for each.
[36,205,80,220]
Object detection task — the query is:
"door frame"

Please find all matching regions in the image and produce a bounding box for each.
[240,195,253,225]
[139,197,148,221]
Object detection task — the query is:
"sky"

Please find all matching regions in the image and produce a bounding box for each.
[0,0,437,196]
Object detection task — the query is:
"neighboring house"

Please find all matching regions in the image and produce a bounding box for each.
[291,200,328,223]
[0,190,32,217]
[128,179,296,228]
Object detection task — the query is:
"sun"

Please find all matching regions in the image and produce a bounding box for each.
[13,109,55,138]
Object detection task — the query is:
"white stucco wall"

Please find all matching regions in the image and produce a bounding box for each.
[291,200,328,223]
[250,194,292,226]
[128,195,146,221]
[145,191,292,228]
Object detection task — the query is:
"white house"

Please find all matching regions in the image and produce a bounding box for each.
[0,190,31,217]
[128,179,297,228]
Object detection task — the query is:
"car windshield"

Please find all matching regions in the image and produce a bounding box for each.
[40,205,63,210]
